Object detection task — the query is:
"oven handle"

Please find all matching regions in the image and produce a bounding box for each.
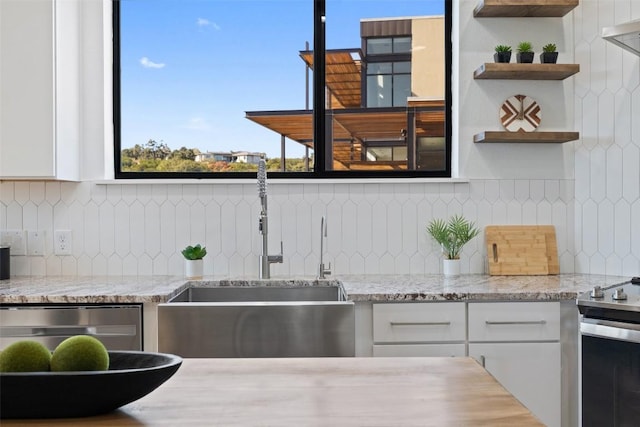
[580,318,640,343]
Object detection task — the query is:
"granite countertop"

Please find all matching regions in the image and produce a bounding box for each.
[0,273,630,304]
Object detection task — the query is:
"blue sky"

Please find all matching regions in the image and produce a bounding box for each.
[120,0,444,158]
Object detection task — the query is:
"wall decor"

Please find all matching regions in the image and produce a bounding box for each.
[500,94,541,132]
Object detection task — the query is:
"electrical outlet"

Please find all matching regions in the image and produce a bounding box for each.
[27,230,46,256]
[54,230,73,255]
[0,230,26,256]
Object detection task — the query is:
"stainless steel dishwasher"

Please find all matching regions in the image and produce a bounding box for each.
[0,304,143,351]
[158,285,355,358]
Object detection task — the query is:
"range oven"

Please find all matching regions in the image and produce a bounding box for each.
[577,277,640,426]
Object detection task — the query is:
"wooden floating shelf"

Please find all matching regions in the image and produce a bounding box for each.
[474,0,579,17]
[474,63,580,80]
[474,131,580,144]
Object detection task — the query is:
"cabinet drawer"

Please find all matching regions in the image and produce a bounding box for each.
[373,343,466,357]
[468,302,560,342]
[373,302,465,343]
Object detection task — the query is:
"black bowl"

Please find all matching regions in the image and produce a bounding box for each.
[0,350,182,419]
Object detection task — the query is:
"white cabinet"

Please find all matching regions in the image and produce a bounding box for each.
[372,302,466,357]
[368,301,562,426]
[0,0,80,180]
[468,302,561,427]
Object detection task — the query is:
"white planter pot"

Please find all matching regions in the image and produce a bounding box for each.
[443,259,460,277]
[185,259,204,279]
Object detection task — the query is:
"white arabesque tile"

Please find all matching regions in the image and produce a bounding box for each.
[29,182,45,204]
[606,144,623,202]
[371,200,387,257]
[45,182,60,205]
[622,144,640,201]
[144,202,161,258]
[113,201,130,258]
[83,202,100,258]
[597,199,615,256]
[99,203,115,257]
[614,199,631,256]
[129,201,145,257]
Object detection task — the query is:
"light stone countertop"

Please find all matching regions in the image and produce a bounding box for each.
[0,273,631,304]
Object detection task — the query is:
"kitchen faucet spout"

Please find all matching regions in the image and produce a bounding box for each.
[318,216,331,279]
[257,158,283,279]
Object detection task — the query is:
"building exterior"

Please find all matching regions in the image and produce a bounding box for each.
[246,16,446,172]
[195,151,264,164]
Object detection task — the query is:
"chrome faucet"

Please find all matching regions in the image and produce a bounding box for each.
[318,216,331,279]
[257,158,283,279]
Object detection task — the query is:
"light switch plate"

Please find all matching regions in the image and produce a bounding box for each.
[27,230,46,256]
[0,230,26,256]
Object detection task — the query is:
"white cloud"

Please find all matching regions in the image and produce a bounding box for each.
[185,117,211,131]
[197,17,220,30]
[139,57,165,69]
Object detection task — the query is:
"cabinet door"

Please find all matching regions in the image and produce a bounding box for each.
[469,342,561,427]
[0,0,79,180]
[0,0,55,177]
[373,343,465,357]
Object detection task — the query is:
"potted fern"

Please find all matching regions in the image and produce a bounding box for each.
[181,244,207,279]
[516,41,534,63]
[427,215,481,276]
[540,43,558,64]
[494,45,512,63]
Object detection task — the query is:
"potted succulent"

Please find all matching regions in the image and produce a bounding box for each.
[540,43,558,64]
[516,41,534,63]
[427,215,481,276]
[494,45,512,63]
[181,244,207,279]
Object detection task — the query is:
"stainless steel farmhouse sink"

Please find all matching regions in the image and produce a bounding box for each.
[157,284,355,358]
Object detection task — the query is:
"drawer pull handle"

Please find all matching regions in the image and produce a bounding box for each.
[390,321,451,326]
[485,320,546,325]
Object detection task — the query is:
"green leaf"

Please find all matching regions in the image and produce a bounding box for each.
[426,215,480,259]
[181,244,207,260]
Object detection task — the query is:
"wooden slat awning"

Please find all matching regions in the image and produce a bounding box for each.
[300,49,362,108]
[245,102,446,148]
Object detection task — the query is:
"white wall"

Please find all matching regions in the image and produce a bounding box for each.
[0,0,639,277]
[573,0,640,274]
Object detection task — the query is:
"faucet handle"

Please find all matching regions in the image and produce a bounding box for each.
[319,262,331,278]
[268,241,284,264]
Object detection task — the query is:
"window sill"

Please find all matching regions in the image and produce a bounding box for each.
[93,177,469,185]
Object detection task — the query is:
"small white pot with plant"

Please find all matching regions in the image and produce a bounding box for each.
[182,244,207,279]
[427,215,481,276]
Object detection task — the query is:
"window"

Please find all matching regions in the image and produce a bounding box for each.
[366,61,411,108]
[114,0,451,178]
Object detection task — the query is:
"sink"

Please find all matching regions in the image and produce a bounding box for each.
[158,284,354,358]
[168,285,347,303]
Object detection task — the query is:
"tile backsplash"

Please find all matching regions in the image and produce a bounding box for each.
[0,180,575,277]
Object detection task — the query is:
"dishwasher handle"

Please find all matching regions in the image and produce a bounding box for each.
[0,325,137,338]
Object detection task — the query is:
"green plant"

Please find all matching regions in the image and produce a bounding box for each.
[426,215,481,260]
[495,44,512,53]
[542,43,557,53]
[517,41,533,53]
[181,244,207,260]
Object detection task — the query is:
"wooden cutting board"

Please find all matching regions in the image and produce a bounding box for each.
[485,225,559,275]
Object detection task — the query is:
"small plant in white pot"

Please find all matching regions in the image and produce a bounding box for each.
[181,244,207,279]
[427,215,481,276]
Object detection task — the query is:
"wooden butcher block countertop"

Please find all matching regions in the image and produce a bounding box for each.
[5,357,543,426]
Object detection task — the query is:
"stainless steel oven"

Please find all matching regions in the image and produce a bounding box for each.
[0,303,143,351]
[577,278,640,426]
